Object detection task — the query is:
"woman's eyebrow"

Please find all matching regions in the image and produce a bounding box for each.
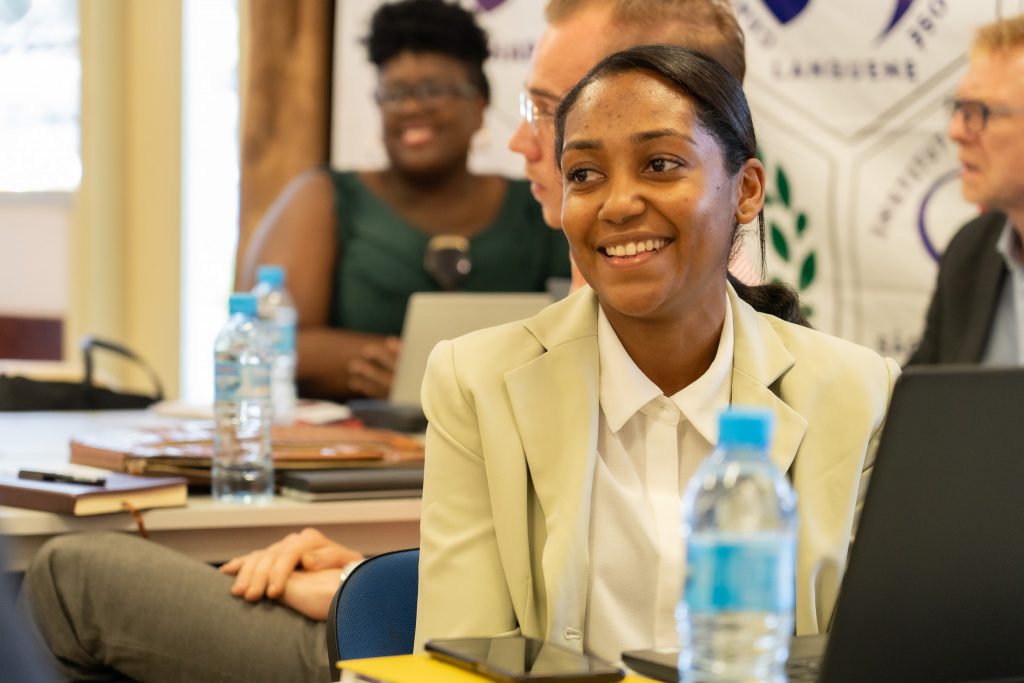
[524,84,560,105]
[563,139,603,152]
[631,128,693,145]
[563,129,694,153]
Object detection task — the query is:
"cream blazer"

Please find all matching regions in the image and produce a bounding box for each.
[414,285,899,653]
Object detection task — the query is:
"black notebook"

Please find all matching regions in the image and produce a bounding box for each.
[279,466,423,502]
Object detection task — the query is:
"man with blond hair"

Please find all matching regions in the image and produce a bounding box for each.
[910,14,1024,364]
[509,0,757,287]
[511,0,746,229]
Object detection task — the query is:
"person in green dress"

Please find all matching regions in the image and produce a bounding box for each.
[238,0,568,401]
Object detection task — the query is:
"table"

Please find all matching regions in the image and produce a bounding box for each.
[0,411,421,571]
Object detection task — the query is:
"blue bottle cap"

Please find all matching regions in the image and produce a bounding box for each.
[228,292,259,316]
[718,407,774,449]
[256,265,285,287]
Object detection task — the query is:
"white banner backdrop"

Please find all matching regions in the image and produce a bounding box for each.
[740,0,1018,361]
[332,0,1024,362]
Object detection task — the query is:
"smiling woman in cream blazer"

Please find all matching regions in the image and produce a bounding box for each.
[414,45,898,661]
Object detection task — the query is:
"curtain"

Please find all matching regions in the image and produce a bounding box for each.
[236,0,335,283]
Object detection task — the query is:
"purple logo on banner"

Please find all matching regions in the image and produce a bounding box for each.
[476,0,507,11]
[879,0,916,39]
[918,168,966,262]
[761,0,811,24]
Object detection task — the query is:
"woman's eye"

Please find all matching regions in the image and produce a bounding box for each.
[567,167,596,183]
[648,157,682,173]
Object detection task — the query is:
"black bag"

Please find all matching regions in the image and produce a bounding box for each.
[0,336,165,411]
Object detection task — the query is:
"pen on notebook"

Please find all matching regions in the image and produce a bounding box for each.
[17,470,107,486]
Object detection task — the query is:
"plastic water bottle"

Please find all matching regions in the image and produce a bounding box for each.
[678,407,798,682]
[252,264,297,425]
[213,292,274,503]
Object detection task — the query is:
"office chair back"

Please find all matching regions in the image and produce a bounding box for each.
[326,547,419,679]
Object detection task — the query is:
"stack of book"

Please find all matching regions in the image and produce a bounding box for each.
[68,423,424,483]
[0,424,424,515]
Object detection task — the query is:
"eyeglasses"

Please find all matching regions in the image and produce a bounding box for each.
[949,98,1024,135]
[374,81,478,110]
[519,90,557,135]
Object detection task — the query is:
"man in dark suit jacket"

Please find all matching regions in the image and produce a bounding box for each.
[909,212,1006,364]
[908,14,1024,365]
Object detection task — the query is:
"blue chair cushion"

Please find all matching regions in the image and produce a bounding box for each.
[327,547,419,672]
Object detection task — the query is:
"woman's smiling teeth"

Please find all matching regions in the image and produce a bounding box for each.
[601,238,668,258]
[401,126,435,146]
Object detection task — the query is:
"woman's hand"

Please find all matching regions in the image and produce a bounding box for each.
[219,528,363,602]
[347,336,401,398]
[278,568,349,622]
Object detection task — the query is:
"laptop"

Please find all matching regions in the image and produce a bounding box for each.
[622,635,826,682]
[278,466,423,502]
[624,366,1024,683]
[388,292,552,406]
[350,292,552,430]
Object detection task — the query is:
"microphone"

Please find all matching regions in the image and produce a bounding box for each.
[424,235,472,291]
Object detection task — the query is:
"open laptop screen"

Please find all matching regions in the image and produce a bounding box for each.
[820,365,1024,682]
[389,292,552,407]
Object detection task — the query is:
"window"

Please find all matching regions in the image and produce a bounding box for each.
[181,0,240,402]
[0,0,80,192]
[0,0,78,361]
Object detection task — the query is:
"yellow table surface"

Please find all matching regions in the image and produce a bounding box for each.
[338,654,656,682]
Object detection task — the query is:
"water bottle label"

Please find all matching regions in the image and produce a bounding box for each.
[685,534,796,613]
[215,360,271,401]
[273,321,296,355]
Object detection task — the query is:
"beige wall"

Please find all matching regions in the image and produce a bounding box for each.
[0,196,71,318]
[73,0,182,397]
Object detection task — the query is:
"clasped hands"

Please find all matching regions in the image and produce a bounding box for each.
[219,527,363,622]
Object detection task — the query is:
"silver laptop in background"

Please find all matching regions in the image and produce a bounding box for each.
[388,292,553,407]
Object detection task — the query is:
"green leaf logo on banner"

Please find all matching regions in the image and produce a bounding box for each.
[800,252,816,290]
[777,167,791,208]
[796,212,808,236]
[763,156,817,320]
[771,222,790,262]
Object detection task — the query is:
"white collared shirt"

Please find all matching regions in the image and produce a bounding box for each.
[983,220,1024,365]
[584,298,734,664]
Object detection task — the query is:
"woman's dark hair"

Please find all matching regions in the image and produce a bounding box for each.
[554,44,807,326]
[365,0,491,103]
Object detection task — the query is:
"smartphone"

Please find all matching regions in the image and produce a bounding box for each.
[425,635,624,682]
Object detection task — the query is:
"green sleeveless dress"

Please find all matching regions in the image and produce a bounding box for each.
[329,171,570,335]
